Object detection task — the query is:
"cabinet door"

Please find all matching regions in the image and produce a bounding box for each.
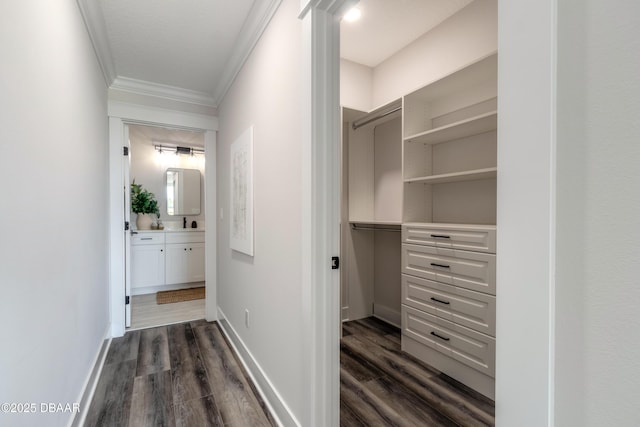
[131,244,165,288]
[187,243,205,282]
[165,244,188,285]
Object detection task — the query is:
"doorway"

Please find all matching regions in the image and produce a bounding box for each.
[336,0,499,422]
[108,105,218,338]
[125,123,207,330]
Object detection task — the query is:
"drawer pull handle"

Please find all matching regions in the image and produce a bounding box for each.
[430,234,451,239]
[430,263,450,269]
[431,331,450,341]
[430,297,450,305]
[141,238,153,241]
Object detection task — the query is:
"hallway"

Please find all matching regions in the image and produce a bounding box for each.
[85,321,274,426]
[87,317,495,426]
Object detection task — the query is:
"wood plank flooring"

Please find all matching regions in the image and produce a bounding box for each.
[340,317,495,426]
[85,320,275,427]
[87,316,494,427]
[129,291,205,330]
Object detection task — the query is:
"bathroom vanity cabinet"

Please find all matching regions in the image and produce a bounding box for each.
[165,232,206,285]
[131,232,166,289]
[131,230,205,294]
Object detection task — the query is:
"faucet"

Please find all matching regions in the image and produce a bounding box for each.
[183,217,186,229]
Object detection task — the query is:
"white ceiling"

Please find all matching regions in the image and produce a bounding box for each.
[340,0,473,67]
[100,0,254,95]
[84,0,473,107]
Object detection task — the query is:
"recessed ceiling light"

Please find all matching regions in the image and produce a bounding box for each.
[343,7,361,22]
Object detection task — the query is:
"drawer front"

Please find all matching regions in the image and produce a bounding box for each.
[402,274,495,336]
[131,232,165,245]
[402,224,496,254]
[165,231,205,244]
[402,305,495,377]
[402,244,496,295]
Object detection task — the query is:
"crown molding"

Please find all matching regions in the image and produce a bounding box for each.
[111,77,217,107]
[108,100,219,131]
[212,0,283,105]
[299,0,358,18]
[76,0,117,86]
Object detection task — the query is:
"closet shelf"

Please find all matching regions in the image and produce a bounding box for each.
[404,167,497,185]
[349,219,402,226]
[404,111,497,145]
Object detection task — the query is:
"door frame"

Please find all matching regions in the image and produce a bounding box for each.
[123,124,131,327]
[305,0,558,424]
[299,1,356,425]
[108,101,219,337]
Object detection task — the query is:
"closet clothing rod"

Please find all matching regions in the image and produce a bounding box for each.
[352,106,402,130]
[351,224,401,232]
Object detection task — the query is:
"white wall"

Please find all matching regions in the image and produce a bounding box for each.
[499,0,640,425]
[555,0,640,425]
[339,0,497,111]
[216,0,304,423]
[371,0,497,108]
[340,59,373,112]
[129,127,206,228]
[0,2,109,427]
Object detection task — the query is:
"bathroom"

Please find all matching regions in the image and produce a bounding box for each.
[127,123,207,329]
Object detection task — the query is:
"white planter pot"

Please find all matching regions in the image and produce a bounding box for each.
[136,213,153,230]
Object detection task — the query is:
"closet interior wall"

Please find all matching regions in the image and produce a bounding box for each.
[341,105,403,327]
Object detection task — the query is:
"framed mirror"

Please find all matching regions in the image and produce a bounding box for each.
[166,168,201,215]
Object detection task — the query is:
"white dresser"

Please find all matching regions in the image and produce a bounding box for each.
[401,223,497,399]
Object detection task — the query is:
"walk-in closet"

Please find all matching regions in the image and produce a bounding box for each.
[339,1,498,421]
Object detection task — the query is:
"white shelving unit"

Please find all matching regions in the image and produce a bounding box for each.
[404,167,497,185]
[399,53,498,399]
[340,53,499,399]
[341,101,403,326]
[404,110,497,145]
[402,54,498,226]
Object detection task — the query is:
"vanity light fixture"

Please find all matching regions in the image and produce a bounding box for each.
[154,144,204,156]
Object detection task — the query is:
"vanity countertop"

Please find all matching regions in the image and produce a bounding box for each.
[132,228,205,233]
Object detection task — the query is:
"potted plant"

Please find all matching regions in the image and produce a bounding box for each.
[131,180,159,230]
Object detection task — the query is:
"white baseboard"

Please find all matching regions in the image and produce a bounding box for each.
[216,307,300,427]
[341,306,349,322]
[373,303,401,328]
[68,323,112,427]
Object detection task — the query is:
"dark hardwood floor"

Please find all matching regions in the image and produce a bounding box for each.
[87,317,494,427]
[340,317,495,427]
[85,320,275,427]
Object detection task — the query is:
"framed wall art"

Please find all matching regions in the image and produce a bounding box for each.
[230,126,254,256]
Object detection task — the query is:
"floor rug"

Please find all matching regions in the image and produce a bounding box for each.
[156,287,205,304]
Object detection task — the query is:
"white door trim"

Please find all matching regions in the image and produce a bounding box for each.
[299,1,356,425]
[108,102,218,337]
[124,124,131,328]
